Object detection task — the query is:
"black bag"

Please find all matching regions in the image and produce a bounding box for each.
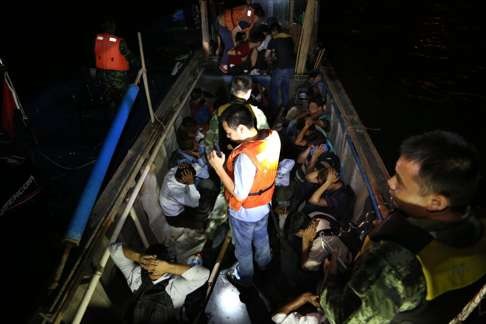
[126,272,177,324]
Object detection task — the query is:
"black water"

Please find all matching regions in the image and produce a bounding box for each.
[1,1,484,321]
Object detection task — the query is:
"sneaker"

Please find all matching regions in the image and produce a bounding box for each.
[226,267,251,289]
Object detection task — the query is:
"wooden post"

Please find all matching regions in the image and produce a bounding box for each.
[137,32,155,123]
[289,0,295,26]
[200,0,210,56]
[295,0,317,75]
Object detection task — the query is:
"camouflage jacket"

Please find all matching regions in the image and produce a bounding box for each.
[320,210,482,324]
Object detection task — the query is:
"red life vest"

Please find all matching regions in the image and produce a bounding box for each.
[225,130,281,211]
[223,5,255,31]
[94,33,129,71]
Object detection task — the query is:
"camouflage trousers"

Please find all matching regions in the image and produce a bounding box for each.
[205,190,228,240]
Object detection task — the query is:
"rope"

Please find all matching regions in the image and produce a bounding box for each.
[36,150,96,171]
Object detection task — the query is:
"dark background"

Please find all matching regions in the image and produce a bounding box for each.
[1,0,484,321]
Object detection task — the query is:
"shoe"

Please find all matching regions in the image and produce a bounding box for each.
[226,267,251,289]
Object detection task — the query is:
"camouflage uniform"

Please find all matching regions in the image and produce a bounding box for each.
[97,40,139,113]
[320,211,483,324]
[204,102,269,239]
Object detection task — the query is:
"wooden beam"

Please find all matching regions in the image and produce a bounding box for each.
[200,0,210,56]
[295,0,317,75]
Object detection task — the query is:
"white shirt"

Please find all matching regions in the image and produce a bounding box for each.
[159,166,200,217]
[228,153,270,222]
[276,159,295,186]
[108,243,209,308]
[272,312,323,324]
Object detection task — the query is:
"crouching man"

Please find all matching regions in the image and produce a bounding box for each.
[109,242,209,323]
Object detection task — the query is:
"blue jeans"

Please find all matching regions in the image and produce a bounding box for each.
[229,214,271,283]
[217,24,234,65]
[270,68,294,109]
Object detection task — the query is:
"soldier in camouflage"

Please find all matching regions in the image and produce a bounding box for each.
[204,76,269,239]
[94,18,139,117]
[320,130,485,324]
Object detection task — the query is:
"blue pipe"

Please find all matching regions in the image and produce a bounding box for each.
[64,84,140,244]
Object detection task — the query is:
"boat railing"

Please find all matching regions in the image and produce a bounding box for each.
[36,51,205,324]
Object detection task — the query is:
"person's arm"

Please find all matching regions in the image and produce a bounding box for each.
[109,243,147,292]
[203,114,219,151]
[297,146,312,165]
[294,118,314,146]
[300,220,318,269]
[307,144,328,173]
[308,169,338,207]
[320,242,426,324]
[272,292,321,323]
[207,150,238,198]
[172,169,201,208]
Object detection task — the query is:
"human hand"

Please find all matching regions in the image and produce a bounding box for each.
[327,168,340,184]
[138,254,157,271]
[314,143,328,157]
[142,259,169,277]
[180,168,195,185]
[302,219,318,242]
[207,150,225,170]
[304,117,314,128]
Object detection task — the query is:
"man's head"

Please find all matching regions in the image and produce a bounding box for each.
[308,96,325,115]
[220,102,256,142]
[388,131,479,216]
[231,76,252,100]
[270,22,282,35]
[309,70,322,82]
[250,3,266,22]
[305,153,341,184]
[101,17,117,34]
[175,163,196,183]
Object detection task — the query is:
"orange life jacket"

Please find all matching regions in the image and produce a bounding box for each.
[223,5,255,31]
[225,130,281,211]
[94,33,129,71]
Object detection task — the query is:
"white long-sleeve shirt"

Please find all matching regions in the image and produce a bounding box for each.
[108,243,209,308]
[159,166,200,217]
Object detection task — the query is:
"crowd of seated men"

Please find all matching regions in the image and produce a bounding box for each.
[109,72,372,324]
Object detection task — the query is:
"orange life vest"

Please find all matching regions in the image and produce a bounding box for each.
[94,33,129,71]
[223,5,255,31]
[225,130,281,211]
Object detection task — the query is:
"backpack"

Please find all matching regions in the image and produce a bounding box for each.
[127,271,177,324]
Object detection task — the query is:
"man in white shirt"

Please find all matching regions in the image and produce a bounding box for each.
[159,163,200,223]
[108,242,209,323]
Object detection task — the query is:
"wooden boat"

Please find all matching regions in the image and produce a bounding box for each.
[32,1,396,323]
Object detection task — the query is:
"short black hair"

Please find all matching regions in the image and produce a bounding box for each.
[250,3,265,18]
[101,17,116,34]
[309,95,325,107]
[270,22,282,33]
[145,244,169,261]
[400,130,479,209]
[231,75,252,95]
[220,102,255,130]
[175,163,196,181]
[177,131,195,150]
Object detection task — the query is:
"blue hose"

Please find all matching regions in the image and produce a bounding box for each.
[64,84,140,244]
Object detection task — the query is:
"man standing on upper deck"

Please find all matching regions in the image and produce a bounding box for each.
[207,103,281,287]
[216,3,265,74]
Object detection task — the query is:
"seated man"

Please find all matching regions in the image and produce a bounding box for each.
[108,242,209,324]
[297,212,353,273]
[159,163,201,228]
[272,292,323,324]
[305,165,355,224]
